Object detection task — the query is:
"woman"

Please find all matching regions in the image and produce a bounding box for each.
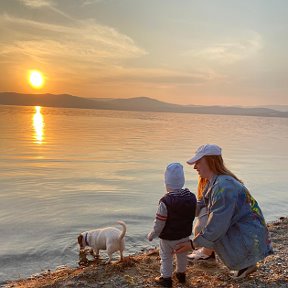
[176,144,273,279]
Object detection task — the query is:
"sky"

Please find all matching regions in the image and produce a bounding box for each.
[0,0,288,106]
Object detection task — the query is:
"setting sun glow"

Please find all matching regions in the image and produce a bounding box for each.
[28,70,44,89]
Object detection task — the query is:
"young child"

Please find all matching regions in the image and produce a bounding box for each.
[147,163,196,287]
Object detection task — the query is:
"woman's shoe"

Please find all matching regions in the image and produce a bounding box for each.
[187,248,215,261]
[187,249,201,259]
[231,264,257,279]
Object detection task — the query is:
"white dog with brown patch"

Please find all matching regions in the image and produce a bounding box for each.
[78,221,126,264]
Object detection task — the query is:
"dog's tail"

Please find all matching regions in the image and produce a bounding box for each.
[117,221,126,240]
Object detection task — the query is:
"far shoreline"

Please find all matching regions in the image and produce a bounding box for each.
[1,92,288,119]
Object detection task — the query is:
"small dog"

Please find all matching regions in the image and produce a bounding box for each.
[78,221,126,264]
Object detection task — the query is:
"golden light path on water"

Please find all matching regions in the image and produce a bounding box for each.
[33,106,44,144]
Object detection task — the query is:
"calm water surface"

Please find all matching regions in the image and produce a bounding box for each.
[0,105,287,283]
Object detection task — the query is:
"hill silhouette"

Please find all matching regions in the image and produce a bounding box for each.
[0,92,287,118]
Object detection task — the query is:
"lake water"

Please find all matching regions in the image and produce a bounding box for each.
[0,105,287,284]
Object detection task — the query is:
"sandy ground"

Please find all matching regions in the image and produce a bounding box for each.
[3,217,288,288]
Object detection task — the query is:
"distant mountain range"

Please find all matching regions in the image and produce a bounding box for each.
[0,92,287,118]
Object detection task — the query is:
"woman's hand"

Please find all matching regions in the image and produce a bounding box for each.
[174,240,194,254]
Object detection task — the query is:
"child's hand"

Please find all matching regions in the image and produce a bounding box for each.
[147,232,154,241]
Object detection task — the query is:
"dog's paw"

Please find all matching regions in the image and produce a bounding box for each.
[78,258,89,266]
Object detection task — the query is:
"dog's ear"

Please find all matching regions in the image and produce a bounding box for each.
[78,234,83,248]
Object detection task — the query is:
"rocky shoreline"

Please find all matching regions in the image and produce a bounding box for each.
[3,217,288,288]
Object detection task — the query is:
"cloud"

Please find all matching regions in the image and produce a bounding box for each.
[18,0,76,20]
[183,32,263,65]
[0,14,147,64]
[81,0,104,6]
[83,66,224,86]
[0,5,222,89]
[18,0,55,8]
[0,13,223,88]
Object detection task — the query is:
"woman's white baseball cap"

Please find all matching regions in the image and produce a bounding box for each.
[187,144,222,165]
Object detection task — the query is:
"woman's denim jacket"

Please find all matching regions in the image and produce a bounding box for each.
[193,175,273,270]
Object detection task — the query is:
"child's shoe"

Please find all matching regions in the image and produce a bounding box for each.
[175,272,186,283]
[155,276,172,287]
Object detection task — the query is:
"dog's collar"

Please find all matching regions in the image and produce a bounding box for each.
[84,232,89,246]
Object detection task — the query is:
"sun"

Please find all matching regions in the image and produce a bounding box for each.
[28,70,45,89]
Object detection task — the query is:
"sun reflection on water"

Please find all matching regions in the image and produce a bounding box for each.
[33,106,45,144]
